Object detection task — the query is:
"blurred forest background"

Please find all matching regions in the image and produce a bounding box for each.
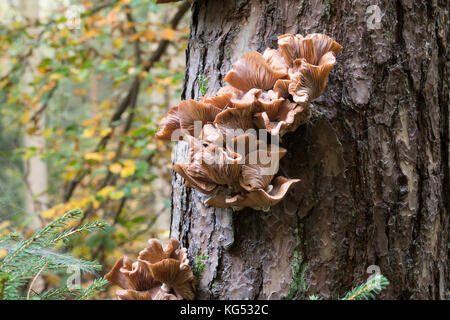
[0,0,189,298]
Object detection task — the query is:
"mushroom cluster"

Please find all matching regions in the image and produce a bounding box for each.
[156,33,342,211]
[105,238,196,300]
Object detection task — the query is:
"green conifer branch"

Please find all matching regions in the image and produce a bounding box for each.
[341,274,389,300]
[0,209,108,300]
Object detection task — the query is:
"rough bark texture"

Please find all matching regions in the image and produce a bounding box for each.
[170,0,449,299]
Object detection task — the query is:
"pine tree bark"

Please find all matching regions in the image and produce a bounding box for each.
[169,0,449,300]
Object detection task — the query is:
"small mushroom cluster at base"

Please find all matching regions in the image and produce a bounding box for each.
[105,238,196,300]
[156,33,342,211]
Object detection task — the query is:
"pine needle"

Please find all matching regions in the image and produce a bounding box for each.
[0,209,109,300]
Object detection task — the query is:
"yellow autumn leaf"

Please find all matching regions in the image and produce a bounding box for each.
[0,249,8,259]
[73,88,87,96]
[100,127,112,137]
[131,148,142,157]
[157,229,170,239]
[157,77,173,86]
[138,71,148,80]
[161,28,176,41]
[84,152,104,162]
[97,186,116,198]
[81,118,96,126]
[59,28,70,39]
[112,37,124,49]
[64,170,76,181]
[83,127,96,138]
[7,96,17,104]
[0,220,11,231]
[120,159,136,178]
[42,128,53,138]
[99,100,113,110]
[0,79,9,89]
[143,30,155,42]
[110,190,125,200]
[109,163,122,174]
[107,151,116,160]
[128,32,143,42]
[41,205,62,219]
[49,73,64,81]
[70,67,80,75]
[131,187,139,194]
[24,148,37,161]
[27,126,40,135]
[38,66,50,74]
[156,86,166,94]
[21,110,31,124]
[77,29,101,43]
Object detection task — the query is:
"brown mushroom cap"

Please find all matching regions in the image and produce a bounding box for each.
[254,100,309,136]
[138,238,180,263]
[200,93,233,110]
[288,53,337,103]
[173,162,217,194]
[148,258,196,300]
[224,51,287,91]
[178,99,222,136]
[205,176,300,209]
[105,238,196,300]
[263,48,289,77]
[239,148,287,192]
[155,106,180,140]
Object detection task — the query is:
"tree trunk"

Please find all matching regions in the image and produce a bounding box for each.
[22,0,47,230]
[170,0,448,300]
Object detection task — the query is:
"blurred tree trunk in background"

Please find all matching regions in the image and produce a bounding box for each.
[21,0,47,229]
[170,0,448,299]
[21,0,46,294]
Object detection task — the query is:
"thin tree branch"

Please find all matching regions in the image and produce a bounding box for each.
[26,262,48,300]
[30,85,58,122]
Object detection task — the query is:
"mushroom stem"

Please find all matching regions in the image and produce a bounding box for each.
[161,283,171,292]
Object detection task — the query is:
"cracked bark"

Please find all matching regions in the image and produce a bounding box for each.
[169,0,448,299]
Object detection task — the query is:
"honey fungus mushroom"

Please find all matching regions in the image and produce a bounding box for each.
[172,134,299,211]
[105,238,196,300]
[155,32,341,210]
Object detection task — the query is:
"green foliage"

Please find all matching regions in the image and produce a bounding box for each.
[198,74,209,96]
[192,252,208,279]
[287,228,308,299]
[0,209,109,300]
[74,278,109,300]
[341,274,389,300]
[307,275,389,300]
